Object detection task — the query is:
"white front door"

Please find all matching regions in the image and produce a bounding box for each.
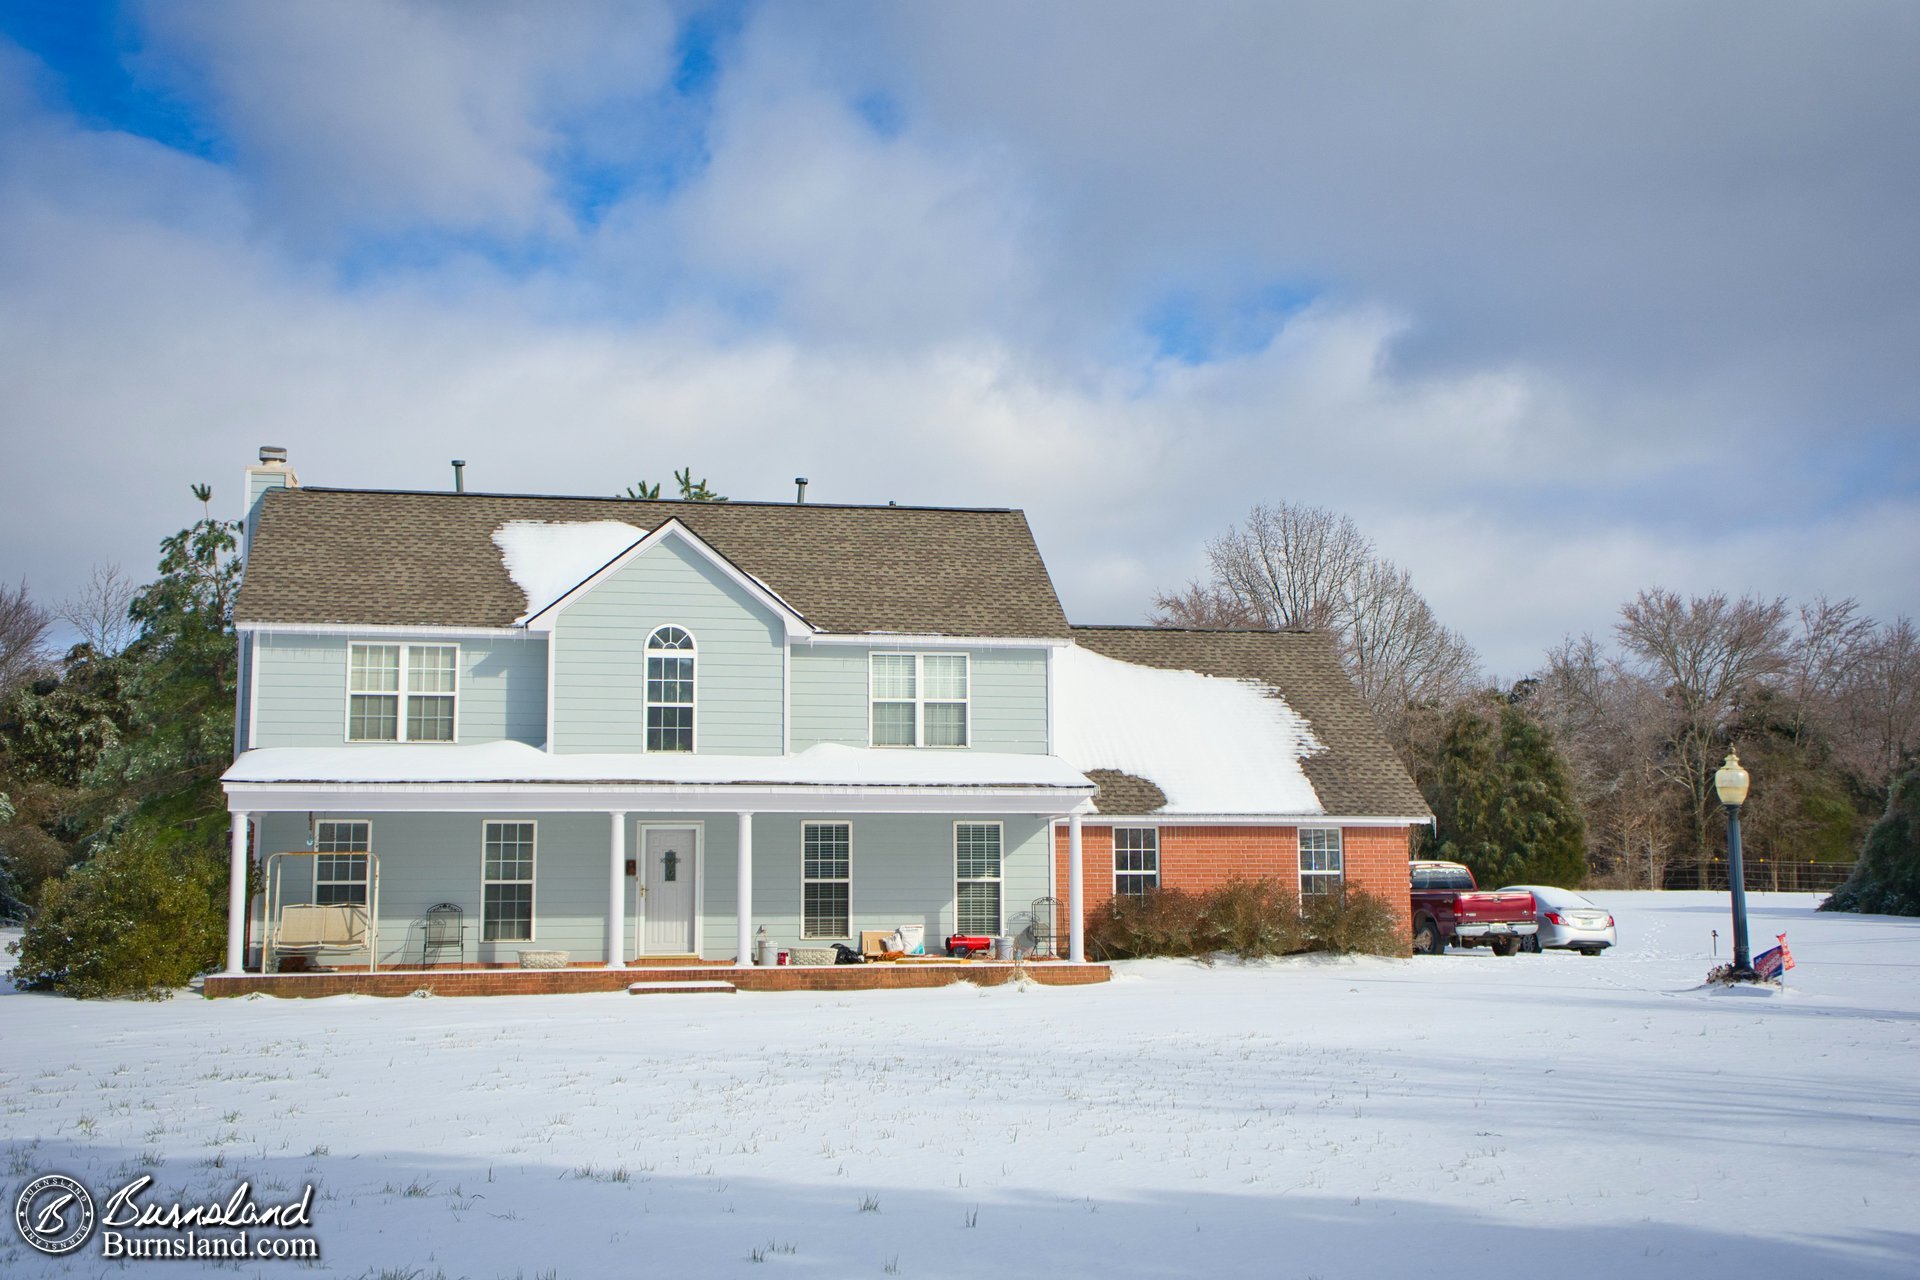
[637,825,699,955]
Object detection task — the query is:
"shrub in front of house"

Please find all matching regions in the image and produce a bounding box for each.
[1199,878,1309,957]
[1302,888,1401,955]
[1086,878,1397,961]
[8,822,226,999]
[1086,886,1209,960]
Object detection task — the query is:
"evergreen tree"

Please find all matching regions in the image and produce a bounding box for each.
[1419,695,1589,887]
[6,492,241,995]
[621,467,726,502]
[1823,771,1920,916]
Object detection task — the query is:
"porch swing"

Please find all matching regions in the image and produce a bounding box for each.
[262,849,381,973]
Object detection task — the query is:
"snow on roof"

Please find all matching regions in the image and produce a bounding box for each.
[491,520,646,622]
[224,741,1092,793]
[1054,644,1325,815]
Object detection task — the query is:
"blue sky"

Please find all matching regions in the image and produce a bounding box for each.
[1,0,1916,675]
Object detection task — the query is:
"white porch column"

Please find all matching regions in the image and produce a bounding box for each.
[735,812,755,967]
[1068,811,1086,963]
[225,811,250,975]
[607,812,627,969]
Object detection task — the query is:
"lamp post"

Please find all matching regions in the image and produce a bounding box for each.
[1715,750,1756,980]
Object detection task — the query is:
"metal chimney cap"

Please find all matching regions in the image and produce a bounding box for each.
[258,446,288,465]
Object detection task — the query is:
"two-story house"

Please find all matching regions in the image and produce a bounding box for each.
[214,450,1429,992]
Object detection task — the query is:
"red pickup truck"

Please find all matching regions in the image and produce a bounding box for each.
[1410,861,1537,956]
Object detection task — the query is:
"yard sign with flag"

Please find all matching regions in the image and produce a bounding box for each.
[1754,933,1796,980]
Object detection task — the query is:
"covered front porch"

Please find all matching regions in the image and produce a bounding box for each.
[218,742,1101,989]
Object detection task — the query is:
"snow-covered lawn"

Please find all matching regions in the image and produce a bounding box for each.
[4,893,1916,1278]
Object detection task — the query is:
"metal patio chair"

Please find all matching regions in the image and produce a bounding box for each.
[421,902,465,968]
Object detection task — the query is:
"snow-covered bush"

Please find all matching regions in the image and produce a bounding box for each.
[1822,770,1920,917]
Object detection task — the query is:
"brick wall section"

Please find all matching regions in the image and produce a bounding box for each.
[1341,826,1414,952]
[202,961,1108,999]
[1054,822,1416,956]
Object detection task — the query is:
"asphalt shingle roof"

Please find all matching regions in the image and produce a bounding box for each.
[237,487,1071,638]
[1069,626,1432,821]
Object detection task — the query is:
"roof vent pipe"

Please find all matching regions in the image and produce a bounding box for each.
[794,477,808,504]
[451,460,466,493]
[258,445,287,466]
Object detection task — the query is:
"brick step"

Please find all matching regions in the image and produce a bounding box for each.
[627,980,738,996]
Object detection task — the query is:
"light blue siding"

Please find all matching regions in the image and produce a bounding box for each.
[251,633,547,748]
[726,813,1051,951]
[253,809,1051,965]
[789,646,1050,753]
[551,532,784,754]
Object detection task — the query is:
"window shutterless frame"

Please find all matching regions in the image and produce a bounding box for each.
[799,821,853,940]
[345,641,460,743]
[869,652,971,748]
[1299,827,1344,900]
[953,820,1003,935]
[1113,826,1159,896]
[312,819,371,905]
[480,819,537,944]
[642,626,697,753]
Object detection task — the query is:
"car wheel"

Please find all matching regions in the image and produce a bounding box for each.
[1491,937,1519,957]
[1412,917,1442,956]
[1579,947,1602,957]
[1522,934,1541,954]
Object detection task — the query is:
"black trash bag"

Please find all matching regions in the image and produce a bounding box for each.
[832,942,865,965]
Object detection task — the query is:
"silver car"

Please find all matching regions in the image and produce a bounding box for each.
[1502,884,1616,955]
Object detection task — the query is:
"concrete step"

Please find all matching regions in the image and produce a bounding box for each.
[627,980,737,996]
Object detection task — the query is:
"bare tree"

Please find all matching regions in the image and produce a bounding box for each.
[1203,502,1374,631]
[58,562,139,656]
[1615,589,1791,877]
[1342,559,1480,740]
[0,580,52,694]
[1150,582,1263,628]
[1843,616,1920,804]
[1155,501,1480,752]
[1532,635,1681,887]
[1784,596,1874,746]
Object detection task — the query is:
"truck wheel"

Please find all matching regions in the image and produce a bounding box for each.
[1412,917,1442,956]
[1491,937,1519,957]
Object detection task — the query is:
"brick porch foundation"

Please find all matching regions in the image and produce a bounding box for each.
[202,960,1110,999]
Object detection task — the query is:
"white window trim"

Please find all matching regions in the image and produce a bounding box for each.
[869,652,972,749]
[642,625,698,754]
[953,819,1004,936]
[480,818,538,944]
[344,641,461,744]
[799,820,853,940]
[312,819,371,905]
[1112,826,1160,896]
[1299,827,1344,899]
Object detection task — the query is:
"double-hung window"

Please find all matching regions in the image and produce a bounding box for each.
[1299,828,1343,900]
[483,821,536,942]
[348,642,458,742]
[313,821,370,905]
[646,626,695,752]
[955,822,1002,934]
[801,822,852,939]
[870,653,969,747]
[1113,827,1160,896]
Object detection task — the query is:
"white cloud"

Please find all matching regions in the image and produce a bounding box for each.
[1,1,1915,681]
[135,0,678,242]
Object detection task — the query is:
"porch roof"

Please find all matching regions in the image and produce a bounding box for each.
[222,741,1095,815]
